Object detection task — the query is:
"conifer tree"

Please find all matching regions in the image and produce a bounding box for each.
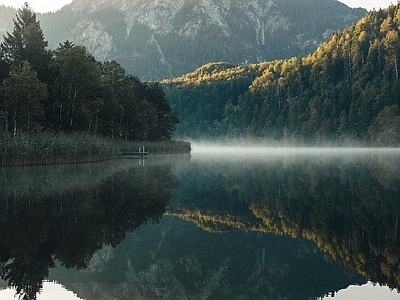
[0,3,52,82]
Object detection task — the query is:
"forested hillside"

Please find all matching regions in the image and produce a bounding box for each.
[163,4,400,146]
[0,4,178,141]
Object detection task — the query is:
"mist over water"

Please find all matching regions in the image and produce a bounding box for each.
[190,142,400,159]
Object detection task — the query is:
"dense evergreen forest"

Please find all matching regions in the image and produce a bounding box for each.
[163,4,400,146]
[0,4,179,142]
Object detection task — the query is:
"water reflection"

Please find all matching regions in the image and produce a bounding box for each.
[0,156,184,299]
[172,148,400,292]
[49,216,364,299]
[1,149,400,299]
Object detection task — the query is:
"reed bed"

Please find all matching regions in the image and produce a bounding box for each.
[0,133,191,167]
[0,133,120,167]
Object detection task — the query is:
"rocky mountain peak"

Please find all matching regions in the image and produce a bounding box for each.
[0,0,366,79]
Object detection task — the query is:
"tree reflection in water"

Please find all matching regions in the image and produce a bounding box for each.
[2,150,400,299]
[0,158,180,300]
[170,149,400,291]
[50,150,400,300]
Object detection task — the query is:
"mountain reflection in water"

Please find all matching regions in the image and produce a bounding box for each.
[0,149,400,299]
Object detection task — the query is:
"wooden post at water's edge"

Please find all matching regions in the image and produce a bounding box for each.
[120,146,148,157]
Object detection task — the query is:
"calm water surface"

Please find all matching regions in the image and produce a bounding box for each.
[1,147,400,299]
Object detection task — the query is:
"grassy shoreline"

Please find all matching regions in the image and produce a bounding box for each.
[0,133,191,167]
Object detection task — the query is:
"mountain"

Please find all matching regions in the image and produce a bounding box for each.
[0,5,15,38]
[29,0,365,79]
[162,4,400,145]
[49,217,364,300]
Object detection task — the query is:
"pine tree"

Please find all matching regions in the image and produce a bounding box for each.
[0,3,52,83]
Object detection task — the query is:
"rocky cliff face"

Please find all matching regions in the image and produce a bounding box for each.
[2,0,366,79]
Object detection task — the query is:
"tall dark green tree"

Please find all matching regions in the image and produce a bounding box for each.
[100,60,129,138]
[0,2,52,83]
[51,45,103,132]
[146,82,179,141]
[1,61,47,135]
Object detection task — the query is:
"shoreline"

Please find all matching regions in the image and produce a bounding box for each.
[0,133,191,167]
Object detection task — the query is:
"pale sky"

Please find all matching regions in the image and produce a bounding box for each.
[0,0,73,13]
[0,0,397,14]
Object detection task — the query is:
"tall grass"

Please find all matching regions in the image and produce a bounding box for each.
[0,133,191,167]
[0,133,120,166]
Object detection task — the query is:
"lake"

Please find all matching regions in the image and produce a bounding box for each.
[1,146,400,299]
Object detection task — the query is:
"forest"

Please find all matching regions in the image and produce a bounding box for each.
[0,4,179,142]
[163,4,400,146]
